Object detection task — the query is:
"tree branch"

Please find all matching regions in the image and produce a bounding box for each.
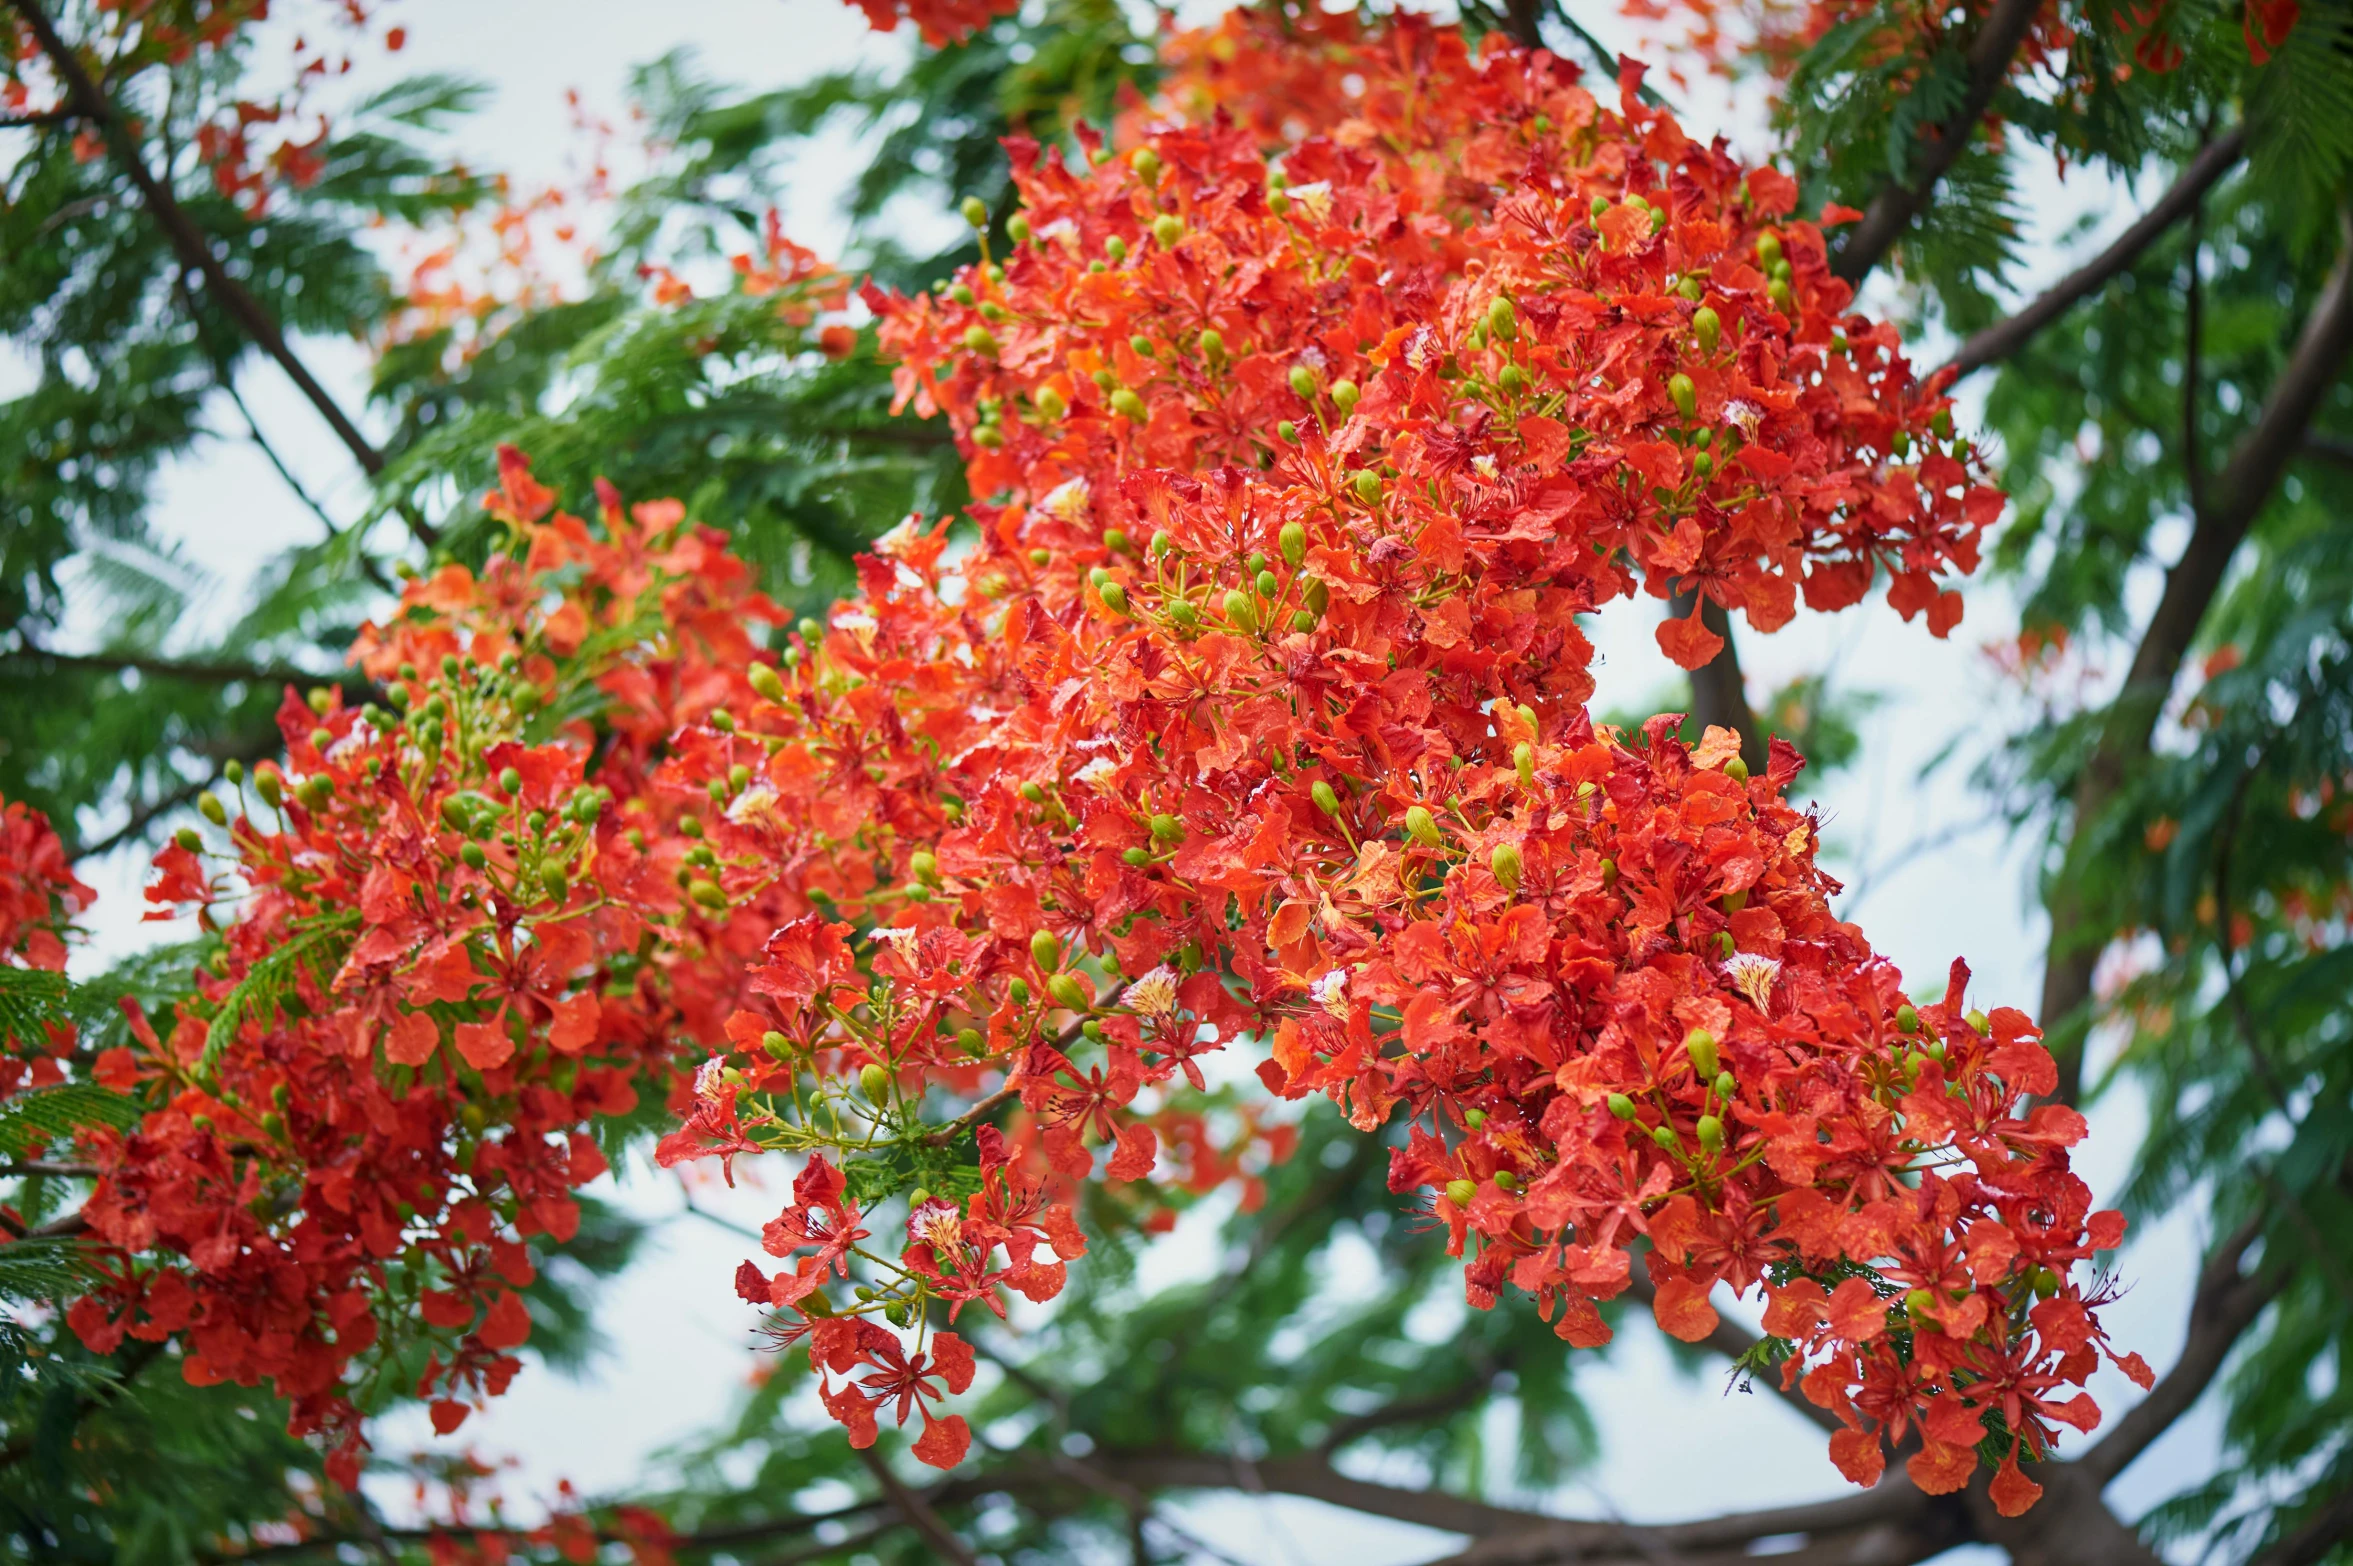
[7,0,389,482]
[2042,212,2353,1100]
[1942,128,2246,380]
[1419,1482,1939,1565]
[2078,1212,2283,1484]
[2249,1478,2353,1566]
[4,643,355,690]
[1666,590,1767,776]
[1832,0,2045,283]
[0,105,77,128]
[855,1445,978,1566]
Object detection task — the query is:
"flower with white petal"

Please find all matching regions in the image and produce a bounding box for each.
[1310,967,1350,1019]
[1040,476,1091,522]
[1723,951,1782,1012]
[1127,965,1181,1017]
[869,925,921,962]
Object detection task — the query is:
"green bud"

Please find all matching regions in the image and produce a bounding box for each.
[1486,294,1517,339]
[1715,1071,1737,1100]
[1490,842,1523,890]
[1291,609,1318,633]
[1668,372,1697,420]
[1696,1114,1724,1154]
[1896,1003,1920,1035]
[1198,328,1226,362]
[1110,388,1148,423]
[223,759,245,785]
[1279,521,1307,568]
[1679,275,1706,302]
[1716,930,1737,959]
[1102,528,1132,556]
[1651,1124,1681,1153]
[1224,588,1258,633]
[688,878,726,910]
[1515,742,1536,787]
[1035,386,1067,421]
[1607,1092,1637,1120]
[1006,213,1031,244]
[1445,1178,1479,1208]
[860,1062,892,1102]
[728,764,752,794]
[1303,578,1329,616]
[1288,365,1319,400]
[1768,279,1793,316]
[910,850,938,882]
[1128,333,1157,359]
[174,826,202,853]
[1692,453,1715,480]
[1967,1009,1990,1036]
[1497,363,1531,395]
[1152,214,1184,248]
[762,1030,793,1061]
[1905,1287,1936,1317]
[964,325,999,356]
[1099,581,1130,616]
[1351,469,1382,505]
[1692,306,1720,354]
[1685,1028,1720,1080]
[1892,429,1912,458]
[1046,973,1089,1011]
[1168,600,1200,632]
[1277,419,1300,443]
[2033,1265,2062,1299]
[1312,781,1342,817]
[1463,1108,1487,1128]
[198,791,227,826]
[1404,804,1442,848]
[1590,195,1611,219]
[957,1027,987,1058]
[541,866,568,903]
[961,196,988,229]
[1330,379,1359,415]
[1931,408,1955,441]
[1132,147,1162,185]
[1009,977,1032,1006]
[1755,231,1782,268]
[1150,813,1183,843]
[460,843,488,870]
[1254,569,1278,600]
[1030,929,1062,972]
[1492,1170,1518,1192]
[1600,856,1619,885]
[1123,846,1152,867]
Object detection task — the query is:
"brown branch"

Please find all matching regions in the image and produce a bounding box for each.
[856,1445,979,1566]
[1501,0,1545,49]
[2299,432,2353,471]
[0,105,77,128]
[5,644,354,690]
[1417,1483,1938,1565]
[1832,0,2045,284]
[1315,1362,1504,1457]
[2079,1212,2283,1484]
[1666,590,1767,777]
[1943,129,2247,380]
[7,0,390,484]
[0,1161,97,1178]
[2042,212,2353,1101]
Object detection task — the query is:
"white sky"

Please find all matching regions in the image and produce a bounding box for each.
[40,1,2231,1559]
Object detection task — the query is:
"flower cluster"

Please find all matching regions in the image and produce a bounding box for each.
[68,451,784,1485]
[650,16,2126,1508]
[0,795,94,1092]
[837,0,1019,46]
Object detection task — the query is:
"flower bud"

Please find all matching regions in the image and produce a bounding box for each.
[1904,1287,1936,1317]
[1444,1178,1478,1208]
[541,866,568,903]
[1312,781,1342,817]
[762,1030,793,1061]
[1150,813,1183,843]
[1277,419,1300,443]
[1105,236,1128,263]
[1302,578,1329,617]
[961,196,988,228]
[1111,389,1147,423]
[1152,214,1184,248]
[1755,231,1782,268]
[1288,365,1319,400]
[1223,588,1258,633]
[1722,887,1748,914]
[688,878,726,910]
[957,1027,987,1058]
[910,850,938,881]
[1768,279,1793,316]
[860,1062,892,1102]
[1009,977,1032,1006]
[1255,569,1279,599]
[1668,372,1696,420]
[175,826,202,853]
[1279,521,1307,567]
[1684,1027,1719,1080]
[1169,600,1200,631]
[1715,1070,1737,1100]
[1006,213,1031,244]
[1133,147,1162,185]
[1896,1003,1920,1035]
[1492,1170,1518,1192]
[1696,1114,1724,1154]
[1486,294,1517,340]
[198,791,227,826]
[1030,929,1062,972]
[728,764,752,793]
[2032,1265,2062,1299]
[1600,856,1619,886]
[1651,1124,1680,1152]
[1463,1108,1487,1128]
[1490,842,1522,890]
[1404,805,1442,848]
[1019,782,1047,804]
[1198,328,1225,362]
[1330,379,1359,415]
[1966,1009,1990,1036]
[1047,973,1088,1011]
[1515,742,1536,787]
[1099,581,1130,616]
[1724,756,1750,782]
[1123,847,1151,867]
[461,843,488,870]
[1351,469,1382,505]
[1607,1092,1637,1120]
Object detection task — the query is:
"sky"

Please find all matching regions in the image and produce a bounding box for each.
[44,1,2235,1560]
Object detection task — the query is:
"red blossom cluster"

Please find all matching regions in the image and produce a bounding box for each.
[0,796,95,1093]
[836,0,1018,46]
[65,456,787,1485]
[643,15,2133,1509]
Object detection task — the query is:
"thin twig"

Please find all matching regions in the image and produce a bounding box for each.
[855,1445,979,1566]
